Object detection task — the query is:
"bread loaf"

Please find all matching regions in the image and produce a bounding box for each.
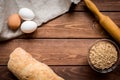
[8,47,64,80]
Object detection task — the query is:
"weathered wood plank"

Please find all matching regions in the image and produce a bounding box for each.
[0,39,101,66]
[73,0,120,11]
[0,66,120,80]
[20,12,120,39]
[0,66,18,80]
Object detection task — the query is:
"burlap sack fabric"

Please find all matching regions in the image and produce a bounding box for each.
[0,0,80,41]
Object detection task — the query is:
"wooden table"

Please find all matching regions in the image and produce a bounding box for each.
[0,0,120,80]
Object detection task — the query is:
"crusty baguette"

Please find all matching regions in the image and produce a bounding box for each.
[8,47,64,80]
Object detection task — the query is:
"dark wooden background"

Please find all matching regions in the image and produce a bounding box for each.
[0,0,120,80]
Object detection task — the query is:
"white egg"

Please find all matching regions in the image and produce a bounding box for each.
[21,21,37,33]
[19,8,35,20]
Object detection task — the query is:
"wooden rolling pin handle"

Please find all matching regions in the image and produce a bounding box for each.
[84,0,101,19]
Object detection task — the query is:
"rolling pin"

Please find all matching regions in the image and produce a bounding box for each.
[84,0,120,44]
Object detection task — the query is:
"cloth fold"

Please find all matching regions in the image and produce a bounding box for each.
[0,0,80,41]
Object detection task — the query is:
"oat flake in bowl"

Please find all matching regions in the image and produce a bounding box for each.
[88,39,119,73]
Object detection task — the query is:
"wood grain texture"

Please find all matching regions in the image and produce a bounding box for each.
[1,66,120,80]
[73,0,120,11]
[1,0,120,80]
[0,39,100,66]
[19,12,120,39]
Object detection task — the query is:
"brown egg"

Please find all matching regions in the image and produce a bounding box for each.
[7,13,21,30]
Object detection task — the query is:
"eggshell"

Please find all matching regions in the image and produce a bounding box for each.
[21,21,37,33]
[19,8,35,20]
[7,13,21,30]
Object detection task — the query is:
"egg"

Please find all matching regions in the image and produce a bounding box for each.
[19,8,35,20]
[7,13,21,30]
[21,21,37,33]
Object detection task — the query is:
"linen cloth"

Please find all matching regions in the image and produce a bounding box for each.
[0,0,80,41]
